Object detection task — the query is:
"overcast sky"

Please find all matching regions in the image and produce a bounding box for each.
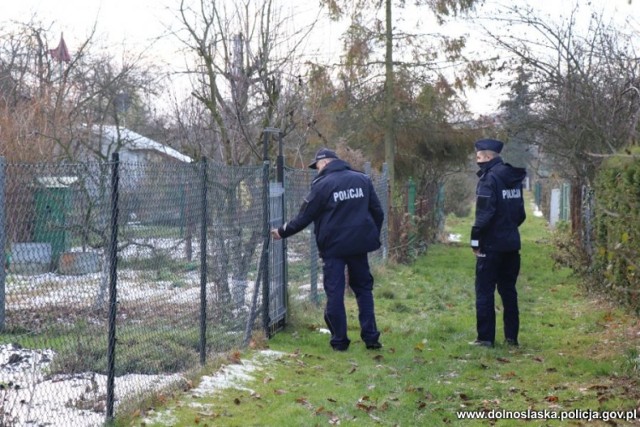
[3,0,639,115]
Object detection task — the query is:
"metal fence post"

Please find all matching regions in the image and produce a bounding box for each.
[199,157,208,365]
[436,183,445,237]
[277,132,288,321]
[407,178,416,256]
[381,163,389,260]
[0,157,5,331]
[310,165,319,305]
[106,152,120,423]
[310,223,319,305]
[561,182,571,222]
[261,132,271,338]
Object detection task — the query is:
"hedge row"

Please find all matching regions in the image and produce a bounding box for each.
[593,147,640,312]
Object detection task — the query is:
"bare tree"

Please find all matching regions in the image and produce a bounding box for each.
[174,0,318,165]
[480,4,640,237]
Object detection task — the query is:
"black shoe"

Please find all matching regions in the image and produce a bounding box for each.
[469,340,494,348]
[366,342,382,350]
[505,338,519,347]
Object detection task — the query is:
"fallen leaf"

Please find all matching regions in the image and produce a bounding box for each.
[414,342,425,351]
[327,397,337,403]
[356,402,376,412]
[373,354,384,361]
[233,397,241,405]
[545,395,559,403]
[228,351,242,364]
[459,393,470,401]
[533,356,544,362]
[417,401,427,409]
[349,366,357,374]
[274,389,287,395]
[496,357,510,363]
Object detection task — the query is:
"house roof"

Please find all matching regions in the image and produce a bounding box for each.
[98,125,192,163]
[36,176,79,188]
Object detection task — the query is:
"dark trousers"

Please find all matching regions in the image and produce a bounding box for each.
[322,254,380,350]
[475,251,520,343]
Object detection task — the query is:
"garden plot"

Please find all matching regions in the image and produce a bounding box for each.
[0,235,305,425]
[1,343,186,427]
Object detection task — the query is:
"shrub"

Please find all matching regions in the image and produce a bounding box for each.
[592,148,640,312]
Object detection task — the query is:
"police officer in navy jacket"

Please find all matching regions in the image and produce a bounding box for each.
[271,148,384,351]
[470,139,526,348]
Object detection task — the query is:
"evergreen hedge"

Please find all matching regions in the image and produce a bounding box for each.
[593,147,640,312]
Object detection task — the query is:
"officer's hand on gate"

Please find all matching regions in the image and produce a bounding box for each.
[271,229,282,240]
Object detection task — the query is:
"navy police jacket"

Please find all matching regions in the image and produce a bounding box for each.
[278,159,384,258]
[471,157,526,252]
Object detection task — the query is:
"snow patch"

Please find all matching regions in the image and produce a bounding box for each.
[142,350,285,425]
[0,343,186,427]
[447,233,462,243]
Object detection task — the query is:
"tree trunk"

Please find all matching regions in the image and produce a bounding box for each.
[384,0,395,198]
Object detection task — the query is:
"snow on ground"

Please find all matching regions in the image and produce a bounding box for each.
[0,236,312,425]
[0,343,187,427]
[447,233,462,243]
[141,350,285,425]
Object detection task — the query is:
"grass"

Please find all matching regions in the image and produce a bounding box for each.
[118,195,640,426]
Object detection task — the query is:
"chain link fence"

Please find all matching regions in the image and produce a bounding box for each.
[0,155,388,426]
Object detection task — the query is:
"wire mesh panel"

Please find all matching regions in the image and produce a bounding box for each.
[268,182,286,331]
[1,161,113,426]
[283,168,320,304]
[369,168,389,264]
[111,161,203,418]
[203,163,265,350]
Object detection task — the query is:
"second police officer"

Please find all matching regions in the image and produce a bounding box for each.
[470,138,527,348]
